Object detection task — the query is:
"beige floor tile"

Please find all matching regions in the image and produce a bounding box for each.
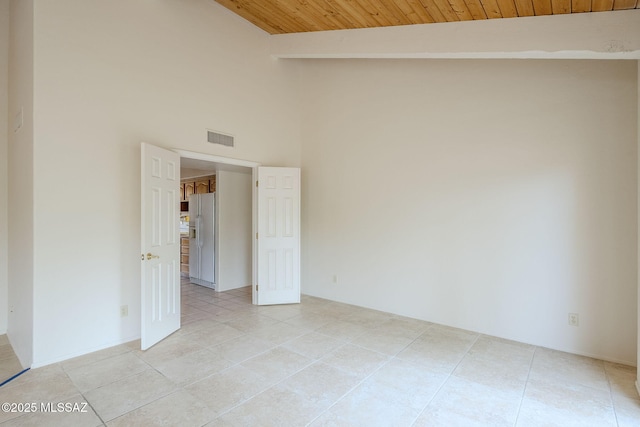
[396,325,478,374]
[107,390,216,427]
[185,365,272,416]
[604,361,639,403]
[241,347,312,383]
[364,358,447,408]
[223,314,279,333]
[340,308,393,329]
[415,376,521,427]
[0,371,80,423]
[517,377,616,427]
[0,357,24,385]
[135,334,204,367]
[300,295,331,307]
[377,316,432,339]
[529,347,609,392]
[257,304,303,321]
[154,348,234,386]
[314,320,368,342]
[283,312,332,330]
[84,369,176,422]
[321,344,390,379]
[614,396,640,427]
[349,330,414,356]
[173,318,220,337]
[311,359,441,427]
[65,352,148,392]
[0,343,17,361]
[280,361,362,409]
[214,384,324,426]
[516,396,617,427]
[0,394,102,427]
[182,324,245,348]
[60,344,132,373]
[312,301,356,318]
[210,335,275,364]
[452,336,534,394]
[247,322,308,345]
[282,332,344,359]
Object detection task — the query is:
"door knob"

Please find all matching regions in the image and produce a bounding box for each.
[146,253,160,260]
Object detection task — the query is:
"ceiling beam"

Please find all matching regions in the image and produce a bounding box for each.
[269,9,640,59]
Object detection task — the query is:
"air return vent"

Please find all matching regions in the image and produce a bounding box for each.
[207,130,234,147]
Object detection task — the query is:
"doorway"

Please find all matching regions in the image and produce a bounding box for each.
[178,150,257,298]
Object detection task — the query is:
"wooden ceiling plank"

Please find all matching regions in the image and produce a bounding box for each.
[572,0,592,12]
[550,0,571,12]
[464,0,489,18]
[394,0,434,23]
[532,0,553,14]
[237,0,309,32]
[406,0,437,22]
[514,0,536,15]
[215,0,282,33]
[592,0,613,10]
[495,0,519,16]
[366,0,414,25]
[479,0,504,17]
[448,0,476,20]
[297,0,354,30]
[431,0,463,20]
[326,0,381,27]
[353,0,397,25]
[417,0,450,21]
[277,0,332,31]
[613,0,637,9]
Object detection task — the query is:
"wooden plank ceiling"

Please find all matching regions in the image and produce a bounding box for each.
[214,0,639,34]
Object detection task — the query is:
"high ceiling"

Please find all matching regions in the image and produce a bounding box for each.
[214,0,638,34]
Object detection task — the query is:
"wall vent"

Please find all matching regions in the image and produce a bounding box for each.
[207,130,234,147]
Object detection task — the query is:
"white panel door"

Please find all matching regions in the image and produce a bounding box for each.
[256,167,300,305]
[141,143,181,350]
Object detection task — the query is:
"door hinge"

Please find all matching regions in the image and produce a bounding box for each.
[256,232,258,239]
[256,284,259,292]
[256,180,258,187]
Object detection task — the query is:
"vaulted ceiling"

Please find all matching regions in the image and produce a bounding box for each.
[214,0,638,34]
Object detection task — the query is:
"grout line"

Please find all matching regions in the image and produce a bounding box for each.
[513,345,537,427]
[603,362,622,427]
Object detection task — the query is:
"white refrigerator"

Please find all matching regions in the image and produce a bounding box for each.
[188,193,215,289]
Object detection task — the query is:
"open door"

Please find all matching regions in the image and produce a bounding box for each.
[256,167,301,305]
[141,143,181,350]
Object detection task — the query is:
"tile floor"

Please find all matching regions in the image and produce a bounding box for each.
[0,280,639,426]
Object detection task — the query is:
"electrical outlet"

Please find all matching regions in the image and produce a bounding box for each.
[120,305,129,317]
[332,275,338,284]
[568,313,579,326]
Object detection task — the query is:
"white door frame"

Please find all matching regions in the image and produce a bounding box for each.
[174,150,260,304]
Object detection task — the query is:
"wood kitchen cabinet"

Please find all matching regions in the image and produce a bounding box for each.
[184,182,195,201]
[181,175,215,202]
[195,179,209,194]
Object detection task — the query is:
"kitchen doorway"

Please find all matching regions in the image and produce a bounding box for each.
[178,151,257,298]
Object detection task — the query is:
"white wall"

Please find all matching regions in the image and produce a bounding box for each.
[300,59,638,365]
[7,0,34,367]
[216,170,252,292]
[29,0,300,367]
[0,0,9,335]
